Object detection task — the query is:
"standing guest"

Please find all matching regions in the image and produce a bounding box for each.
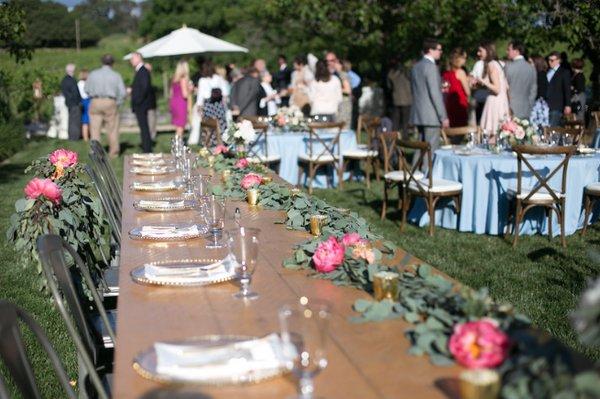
[77,69,90,141]
[308,60,342,122]
[325,52,352,127]
[505,40,537,120]
[476,42,509,137]
[546,51,571,126]
[129,52,155,153]
[274,55,292,107]
[169,60,191,138]
[230,66,265,117]
[190,60,229,145]
[570,58,586,121]
[529,55,550,130]
[409,38,448,155]
[387,56,412,138]
[343,60,362,129]
[204,88,228,134]
[442,48,470,127]
[253,59,269,78]
[289,55,314,115]
[259,72,280,116]
[145,62,158,142]
[85,54,126,158]
[60,63,82,141]
[470,44,490,124]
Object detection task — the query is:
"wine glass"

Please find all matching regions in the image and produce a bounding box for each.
[226,227,261,300]
[279,298,331,399]
[204,195,226,249]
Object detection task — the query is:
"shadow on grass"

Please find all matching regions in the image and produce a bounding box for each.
[0,163,29,185]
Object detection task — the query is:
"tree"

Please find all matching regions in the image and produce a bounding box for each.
[0,1,31,63]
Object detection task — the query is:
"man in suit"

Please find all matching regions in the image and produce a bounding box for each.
[274,54,292,107]
[60,63,82,140]
[506,40,537,119]
[387,56,412,139]
[546,51,572,126]
[409,38,448,160]
[230,67,265,117]
[129,52,155,153]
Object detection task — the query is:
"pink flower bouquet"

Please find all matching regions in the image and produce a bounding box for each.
[448,319,510,369]
[235,158,249,169]
[240,173,263,190]
[312,236,345,273]
[498,117,536,145]
[49,149,78,168]
[213,144,229,155]
[24,178,62,204]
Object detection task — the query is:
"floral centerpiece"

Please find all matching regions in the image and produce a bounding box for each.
[224,120,257,156]
[497,117,537,146]
[274,105,308,131]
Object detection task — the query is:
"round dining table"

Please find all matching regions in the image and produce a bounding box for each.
[254,128,358,188]
[409,147,600,236]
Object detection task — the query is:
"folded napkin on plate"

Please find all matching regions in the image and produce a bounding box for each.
[140,224,200,238]
[154,333,296,381]
[143,255,236,283]
[132,158,167,166]
[133,153,164,159]
[137,199,185,208]
[132,181,177,190]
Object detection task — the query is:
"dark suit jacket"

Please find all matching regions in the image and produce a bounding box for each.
[60,75,81,108]
[131,65,155,112]
[546,66,571,111]
[231,76,264,116]
[274,66,292,91]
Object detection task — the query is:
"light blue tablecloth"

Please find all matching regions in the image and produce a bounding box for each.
[252,129,358,188]
[409,149,600,236]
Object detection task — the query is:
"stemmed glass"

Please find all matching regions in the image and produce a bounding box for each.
[204,195,226,249]
[191,174,211,218]
[279,298,331,399]
[226,227,261,300]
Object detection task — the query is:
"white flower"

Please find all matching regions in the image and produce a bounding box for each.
[522,119,530,127]
[233,120,257,144]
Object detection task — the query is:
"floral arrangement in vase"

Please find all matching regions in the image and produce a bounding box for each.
[274,106,308,131]
[224,120,257,156]
[497,117,537,146]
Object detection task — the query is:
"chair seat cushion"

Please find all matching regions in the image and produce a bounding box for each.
[343,149,378,158]
[508,188,564,202]
[248,154,282,163]
[91,310,117,349]
[409,178,462,193]
[585,182,600,194]
[298,153,338,162]
[384,170,424,182]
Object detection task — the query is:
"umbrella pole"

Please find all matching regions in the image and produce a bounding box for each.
[162,71,168,100]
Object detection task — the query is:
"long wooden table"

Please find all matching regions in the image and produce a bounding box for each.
[113,158,463,398]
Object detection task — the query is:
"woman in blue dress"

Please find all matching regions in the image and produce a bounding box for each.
[77,69,90,141]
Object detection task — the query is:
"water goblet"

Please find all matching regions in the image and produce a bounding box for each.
[204,195,226,249]
[279,297,331,399]
[226,227,261,300]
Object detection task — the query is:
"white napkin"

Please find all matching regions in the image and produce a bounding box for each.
[137,199,185,209]
[132,181,177,190]
[132,158,167,166]
[143,255,236,284]
[132,166,169,174]
[133,153,164,159]
[140,224,200,239]
[154,333,296,381]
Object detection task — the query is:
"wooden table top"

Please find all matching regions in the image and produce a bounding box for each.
[113,157,462,399]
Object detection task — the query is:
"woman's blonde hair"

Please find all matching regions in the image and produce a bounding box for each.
[172,60,189,83]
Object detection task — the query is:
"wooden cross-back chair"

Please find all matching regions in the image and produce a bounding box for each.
[297,121,345,194]
[200,117,222,148]
[543,126,584,145]
[239,117,282,169]
[342,116,380,188]
[506,145,576,247]
[441,125,482,145]
[397,139,462,236]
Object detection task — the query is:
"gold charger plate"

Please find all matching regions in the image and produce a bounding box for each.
[129,224,207,241]
[133,198,196,212]
[130,258,235,287]
[132,335,290,386]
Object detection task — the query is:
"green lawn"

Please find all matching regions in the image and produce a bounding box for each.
[1,133,599,396]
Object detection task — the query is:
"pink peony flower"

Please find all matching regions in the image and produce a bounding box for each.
[352,242,376,264]
[500,120,517,133]
[24,178,62,204]
[235,158,249,169]
[240,173,263,190]
[448,319,510,369]
[341,232,367,247]
[49,149,78,168]
[514,126,525,140]
[213,144,229,155]
[312,236,345,273]
[277,115,286,127]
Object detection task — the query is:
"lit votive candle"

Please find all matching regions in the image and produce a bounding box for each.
[262,175,273,184]
[221,169,231,183]
[309,214,328,236]
[459,369,500,399]
[246,188,259,206]
[373,271,400,301]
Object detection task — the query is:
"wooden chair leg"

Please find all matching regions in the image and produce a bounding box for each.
[400,191,410,232]
[582,194,592,236]
[512,200,522,247]
[297,162,303,188]
[308,163,315,195]
[337,162,343,191]
[428,195,436,237]
[454,194,462,230]
[560,202,566,248]
[365,159,371,189]
[547,207,553,240]
[374,159,381,182]
[381,180,389,220]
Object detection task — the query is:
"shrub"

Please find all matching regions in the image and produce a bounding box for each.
[0,119,25,162]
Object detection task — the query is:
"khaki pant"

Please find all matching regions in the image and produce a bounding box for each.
[148,108,157,140]
[89,98,120,157]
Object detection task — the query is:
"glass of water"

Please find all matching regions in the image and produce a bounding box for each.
[226,227,261,300]
[204,195,226,249]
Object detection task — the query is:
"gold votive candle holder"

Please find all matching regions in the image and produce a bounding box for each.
[207,155,215,168]
[290,188,301,197]
[221,169,231,183]
[459,369,500,399]
[309,214,328,236]
[373,271,400,301]
[198,147,210,158]
[262,175,273,184]
[246,188,260,206]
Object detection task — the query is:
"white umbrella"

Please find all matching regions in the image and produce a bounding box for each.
[124,25,248,59]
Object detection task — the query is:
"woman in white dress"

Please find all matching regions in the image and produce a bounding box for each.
[308,60,342,122]
[475,42,509,140]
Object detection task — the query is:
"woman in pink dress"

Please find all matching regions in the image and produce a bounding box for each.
[169,60,190,137]
[476,42,509,140]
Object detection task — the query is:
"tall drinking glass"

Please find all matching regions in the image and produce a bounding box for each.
[204,195,226,249]
[226,227,261,300]
[279,298,331,399]
[192,175,211,218]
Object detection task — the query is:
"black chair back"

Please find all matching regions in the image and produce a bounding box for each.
[90,140,122,207]
[85,164,121,245]
[89,152,122,225]
[0,301,76,399]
